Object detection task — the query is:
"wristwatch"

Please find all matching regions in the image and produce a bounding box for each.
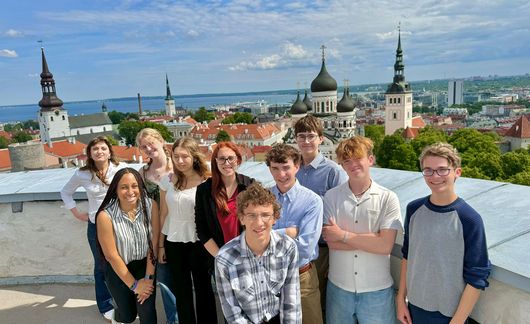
[144,274,155,280]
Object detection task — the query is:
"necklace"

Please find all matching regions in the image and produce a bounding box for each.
[351,180,372,198]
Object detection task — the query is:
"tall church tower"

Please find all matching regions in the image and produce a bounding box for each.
[38,48,70,143]
[384,27,412,135]
[164,74,176,117]
[311,45,338,115]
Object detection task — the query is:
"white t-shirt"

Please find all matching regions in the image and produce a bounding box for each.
[159,175,199,243]
[323,180,402,293]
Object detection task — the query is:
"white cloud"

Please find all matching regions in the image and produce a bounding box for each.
[187,29,199,38]
[229,42,313,71]
[28,73,39,78]
[0,49,18,58]
[4,29,23,37]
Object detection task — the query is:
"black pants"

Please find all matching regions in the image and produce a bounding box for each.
[165,240,217,324]
[105,258,157,324]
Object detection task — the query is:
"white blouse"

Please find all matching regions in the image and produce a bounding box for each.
[159,175,200,243]
[61,162,127,223]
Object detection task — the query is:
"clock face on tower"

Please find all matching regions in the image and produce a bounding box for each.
[54,109,60,116]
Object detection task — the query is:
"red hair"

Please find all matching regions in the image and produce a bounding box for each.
[211,141,243,215]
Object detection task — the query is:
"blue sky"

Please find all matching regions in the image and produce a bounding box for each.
[1,0,530,106]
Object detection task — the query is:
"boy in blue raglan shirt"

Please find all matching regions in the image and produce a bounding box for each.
[396,142,491,324]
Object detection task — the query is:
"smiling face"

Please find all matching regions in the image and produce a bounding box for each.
[340,154,374,182]
[117,172,140,207]
[240,203,275,248]
[90,141,110,163]
[215,147,239,178]
[172,146,193,174]
[138,135,164,160]
[296,131,323,159]
[269,159,300,194]
[422,155,461,196]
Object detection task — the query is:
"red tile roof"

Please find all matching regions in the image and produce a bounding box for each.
[43,140,87,158]
[0,131,13,140]
[504,115,530,139]
[0,149,11,171]
[113,146,147,162]
[191,123,281,142]
[402,127,419,139]
[411,116,426,128]
[252,145,272,154]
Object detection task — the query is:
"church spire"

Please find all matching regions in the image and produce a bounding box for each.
[38,47,64,111]
[165,73,173,100]
[386,24,411,94]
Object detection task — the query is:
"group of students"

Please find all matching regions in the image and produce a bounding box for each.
[60,114,491,324]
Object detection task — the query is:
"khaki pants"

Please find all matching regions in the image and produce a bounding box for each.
[314,245,329,311]
[300,263,323,324]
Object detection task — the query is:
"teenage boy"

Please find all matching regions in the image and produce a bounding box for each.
[397,142,491,324]
[215,182,301,324]
[266,144,324,324]
[322,136,402,323]
[293,115,347,310]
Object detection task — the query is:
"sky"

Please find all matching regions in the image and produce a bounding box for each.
[1,0,530,106]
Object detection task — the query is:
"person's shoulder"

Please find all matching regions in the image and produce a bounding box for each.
[407,196,428,208]
[296,182,321,200]
[197,177,213,190]
[453,198,484,225]
[324,181,349,198]
[217,236,242,260]
[272,231,297,254]
[236,173,254,186]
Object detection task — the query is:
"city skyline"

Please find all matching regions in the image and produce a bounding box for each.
[1,0,530,106]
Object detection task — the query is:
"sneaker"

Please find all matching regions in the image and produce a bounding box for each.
[103,309,114,322]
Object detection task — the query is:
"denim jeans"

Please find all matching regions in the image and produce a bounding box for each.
[326,281,396,324]
[157,262,179,324]
[87,221,113,314]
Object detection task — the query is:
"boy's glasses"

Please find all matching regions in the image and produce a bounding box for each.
[215,155,237,165]
[422,168,452,177]
[296,134,319,142]
[243,213,273,222]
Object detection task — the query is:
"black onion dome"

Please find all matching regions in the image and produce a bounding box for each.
[310,60,337,92]
[303,90,312,111]
[290,92,307,115]
[337,88,355,113]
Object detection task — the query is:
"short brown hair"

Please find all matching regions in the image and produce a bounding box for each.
[335,136,374,162]
[294,115,323,136]
[265,144,301,166]
[236,182,281,221]
[419,142,461,169]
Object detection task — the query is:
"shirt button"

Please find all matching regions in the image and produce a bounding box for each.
[354,254,358,258]
[355,220,358,223]
[355,272,358,275]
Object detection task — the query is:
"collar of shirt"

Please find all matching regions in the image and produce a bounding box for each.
[271,180,302,203]
[346,179,384,203]
[302,152,324,170]
[239,230,289,259]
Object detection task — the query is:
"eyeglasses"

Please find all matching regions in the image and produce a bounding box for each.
[215,155,237,164]
[296,134,319,143]
[243,213,273,222]
[422,168,452,177]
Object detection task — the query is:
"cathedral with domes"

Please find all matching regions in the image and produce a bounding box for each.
[284,45,359,160]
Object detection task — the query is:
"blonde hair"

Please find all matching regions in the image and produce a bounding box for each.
[335,136,374,162]
[419,142,461,169]
[171,137,210,190]
[135,128,171,170]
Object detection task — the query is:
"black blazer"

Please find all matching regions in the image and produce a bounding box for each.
[195,173,254,251]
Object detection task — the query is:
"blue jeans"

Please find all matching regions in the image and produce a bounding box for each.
[326,281,396,324]
[87,221,113,314]
[157,262,178,324]
[408,303,468,324]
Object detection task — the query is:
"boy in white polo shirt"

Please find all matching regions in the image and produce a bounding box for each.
[322,136,402,323]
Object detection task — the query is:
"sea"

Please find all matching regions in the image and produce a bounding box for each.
[0,92,297,124]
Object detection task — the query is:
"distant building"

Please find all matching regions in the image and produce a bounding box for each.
[385,29,413,135]
[504,115,530,151]
[448,80,464,106]
[165,74,176,117]
[37,48,119,144]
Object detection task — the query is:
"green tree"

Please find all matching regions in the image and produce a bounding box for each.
[449,128,500,167]
[411,126,447,156]
[12,131,33,143]
[467,152,503,180]
[500,150,530,179]
[192,107,215,123]
[388,143,419,171]
[215,130,231,143]
[222,112,255,124]
[376,134,405,168]
[106,136,118,146]
[118,121,173,145]
[364,125,385,153]
[509,171,530,186]
[22,120,39,130]
[108,110,127,124]
[0,136,10,149]
[461,166,490,180]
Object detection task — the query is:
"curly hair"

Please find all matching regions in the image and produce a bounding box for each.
[236,182,281,221]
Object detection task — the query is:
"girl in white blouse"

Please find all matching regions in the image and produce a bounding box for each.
[60,136,126,321]
[158,137,217,324]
